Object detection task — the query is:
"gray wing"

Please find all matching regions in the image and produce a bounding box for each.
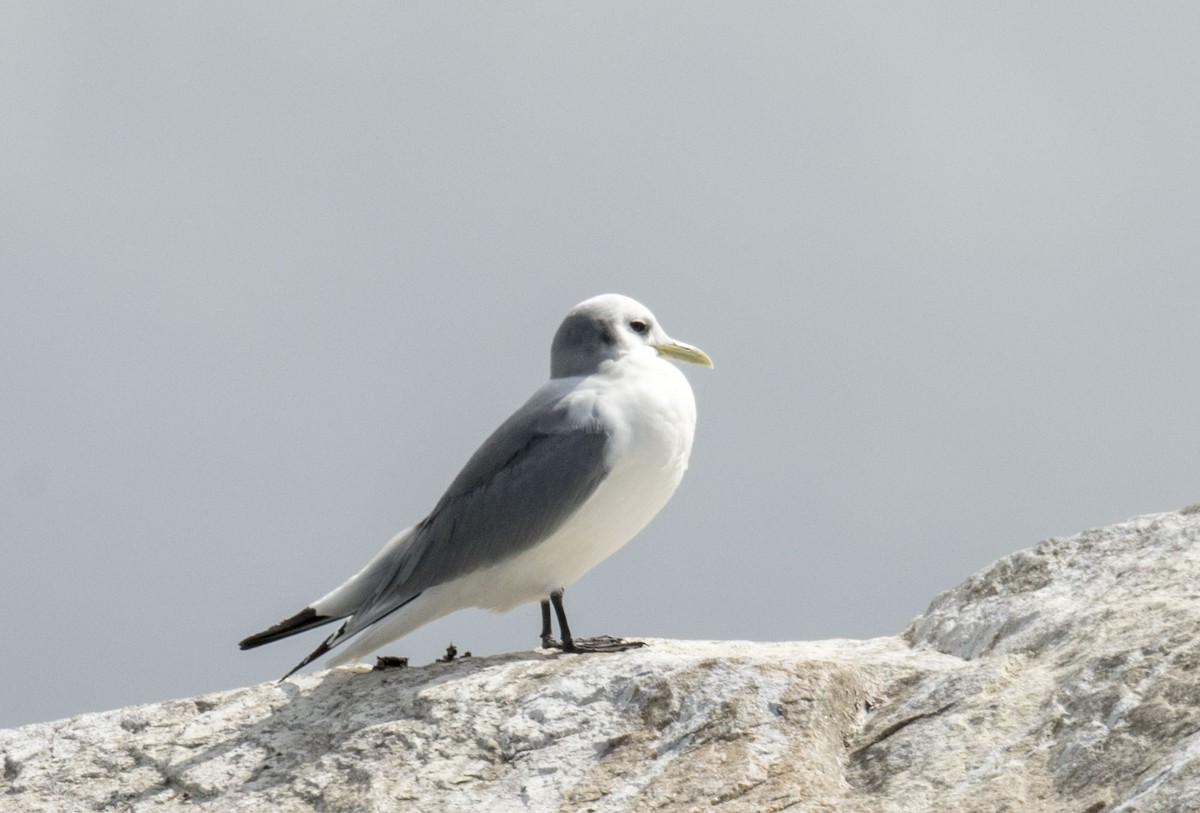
[337,394,612,640]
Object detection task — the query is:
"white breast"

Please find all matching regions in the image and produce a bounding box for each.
[457,352,698,612]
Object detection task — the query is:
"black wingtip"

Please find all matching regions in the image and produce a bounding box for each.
[240,606,332,650]
[277,619,352,681]
[278,638,334,682]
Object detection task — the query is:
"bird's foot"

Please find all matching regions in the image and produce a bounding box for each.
[546,635,646,654]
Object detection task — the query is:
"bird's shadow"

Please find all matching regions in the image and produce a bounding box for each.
[163,648,558,798]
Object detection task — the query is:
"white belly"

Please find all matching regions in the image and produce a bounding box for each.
[451,355,697,611]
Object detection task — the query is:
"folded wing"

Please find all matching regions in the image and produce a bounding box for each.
[241,389,613,677]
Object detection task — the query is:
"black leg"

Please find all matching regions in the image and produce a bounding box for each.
[539,599,559,649]
[549,589,576,651]
[543,588,646,654]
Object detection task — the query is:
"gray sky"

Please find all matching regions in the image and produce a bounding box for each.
[3,4,1199,730]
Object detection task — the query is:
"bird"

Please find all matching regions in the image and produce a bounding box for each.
[239,293,712,678]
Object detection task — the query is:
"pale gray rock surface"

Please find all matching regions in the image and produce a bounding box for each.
[4,507,1200,812]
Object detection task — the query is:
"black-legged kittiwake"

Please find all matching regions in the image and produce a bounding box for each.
[239,293,712,677]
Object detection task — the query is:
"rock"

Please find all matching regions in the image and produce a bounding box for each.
[3,507,1200,812]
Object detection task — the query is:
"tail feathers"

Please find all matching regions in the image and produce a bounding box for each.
[240,606,353,682]
[243,588,428,681]
[239,606,338,650]
[278,589,427,679]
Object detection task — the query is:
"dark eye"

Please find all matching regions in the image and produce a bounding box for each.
[629,319,649,334]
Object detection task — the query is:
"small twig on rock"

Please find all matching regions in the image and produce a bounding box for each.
[436,643,471,663]
[373,655,409,671]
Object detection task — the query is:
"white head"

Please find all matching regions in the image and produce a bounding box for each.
[550,294,713,379]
